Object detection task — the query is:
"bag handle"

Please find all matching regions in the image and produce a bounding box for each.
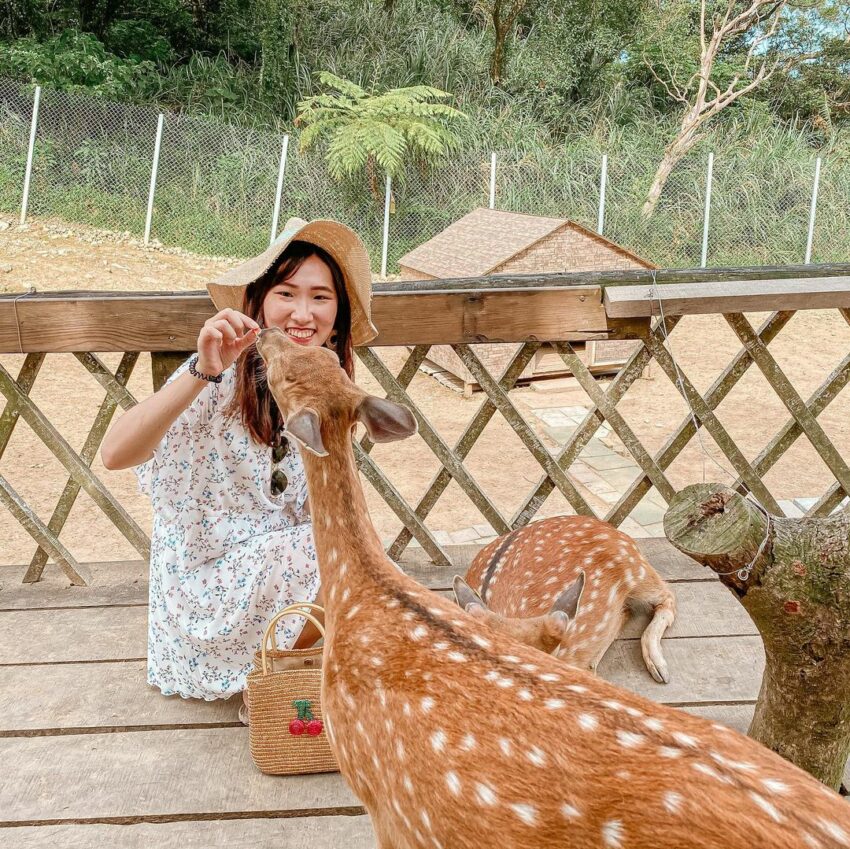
[261,602,326,676]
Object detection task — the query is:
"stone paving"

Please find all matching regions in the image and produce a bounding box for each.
[404,401,838,549]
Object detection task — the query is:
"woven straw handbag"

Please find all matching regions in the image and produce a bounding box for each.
[246,602,338,775]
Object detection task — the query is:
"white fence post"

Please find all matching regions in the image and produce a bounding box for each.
[19,85,41,225]
[701,151,714,268]
[489,152,497,209]
[805,157,822,265]
[380,174,392,278]
[144,114,165,246]
[597,153,608,235]
[269,134,290,246]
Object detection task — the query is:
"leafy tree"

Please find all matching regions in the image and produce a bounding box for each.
[296,71,468,196]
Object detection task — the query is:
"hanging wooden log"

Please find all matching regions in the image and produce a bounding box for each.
[664,482,850,790]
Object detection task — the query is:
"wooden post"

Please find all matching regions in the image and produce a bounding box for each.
[19,85,41,225]
[151,352,192,391]
[665,483,850,790]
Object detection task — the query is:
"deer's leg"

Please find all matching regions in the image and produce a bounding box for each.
[630,577,676,684]
[586,607,628,674]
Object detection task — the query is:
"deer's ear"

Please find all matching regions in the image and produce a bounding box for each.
[284,408,327,457]
[550,572,585,622]
[543,610,570,643]
[356,396,417,443]
[453,575,487,613]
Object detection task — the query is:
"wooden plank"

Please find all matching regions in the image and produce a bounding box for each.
[0,607,147,664]
[10,816,376,848]
[0,288,628,353]
[598,635,764,705]
[604,277,850,318]
[0,661,237,732]
[0,728,361,824]
[9,816,377,849]
[0,560,148,610]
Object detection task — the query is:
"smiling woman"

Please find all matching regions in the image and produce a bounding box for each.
[99,217,376,721]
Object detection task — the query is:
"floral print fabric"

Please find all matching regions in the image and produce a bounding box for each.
[135,359,319,700]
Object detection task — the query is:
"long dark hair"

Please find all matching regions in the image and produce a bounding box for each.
[227,241,354,447]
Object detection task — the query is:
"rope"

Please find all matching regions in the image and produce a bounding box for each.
[11,287,36,355]
[649,271,771,582]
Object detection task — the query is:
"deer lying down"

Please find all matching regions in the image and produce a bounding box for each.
[257,326,850,849]
[454,516,677,683]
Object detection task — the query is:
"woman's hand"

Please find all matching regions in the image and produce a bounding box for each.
[196,309,260,376]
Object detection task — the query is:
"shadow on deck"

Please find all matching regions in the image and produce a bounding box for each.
[1,539,834,847]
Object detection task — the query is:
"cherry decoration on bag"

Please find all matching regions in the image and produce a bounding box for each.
[290,699,323,736]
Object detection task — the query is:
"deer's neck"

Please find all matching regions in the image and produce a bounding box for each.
[300,420,390,599]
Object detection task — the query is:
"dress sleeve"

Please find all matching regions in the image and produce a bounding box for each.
[134,358,232,497]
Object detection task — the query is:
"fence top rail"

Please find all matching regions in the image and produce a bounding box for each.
[0,267,849,353]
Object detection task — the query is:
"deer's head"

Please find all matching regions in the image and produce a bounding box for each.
[256,327,417,454]
[452,572,585,657]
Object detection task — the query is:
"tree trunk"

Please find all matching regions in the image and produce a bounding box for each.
[490,24,506,85]
[664,483,850,790]
[642,125,700,218]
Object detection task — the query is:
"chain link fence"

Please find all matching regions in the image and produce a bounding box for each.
[2,78,849,272]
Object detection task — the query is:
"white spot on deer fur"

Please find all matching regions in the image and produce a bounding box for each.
[521,663,538,672]
[499,738,513,756]
[578,713,598,731]
[567,684,588,693]
[433,642,449,651]
[510,804,537,826]
[340,587,350,603]
[546,699,566,710]
[370,656,383,666]
[431,730,447,753]
[643,717,664,732]
[761,778,789,794]
[818,820,850,843]
[749,791,783,823]
[539,673,560,682]
[446,772,461,796]
[518,689,533,701]
[396,740,406,761]
[421,697,435,713]
[344,605,361,620]
[527,746,547,766]
[403,775,414,793]
[803,834,824,849]
[602,819,624,848]
[672,731,698,748]
[659,747,682,759]
[420,809,432,831]
[402,701,411,717]
[616,730,646,748]
[461,733,476,751]
[602,699,625,712]
[692,762,733,784]
[663,791,683,814]
[411,626,427,641]
[386,598,400,608]
[448,652,467,662]
[561,803,581,819]
[501,655,521,663]
[476,783,498,806]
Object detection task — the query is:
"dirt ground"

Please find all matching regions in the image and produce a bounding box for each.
[1,215,848,570]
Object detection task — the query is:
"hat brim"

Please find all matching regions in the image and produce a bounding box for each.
[207,220,378,347]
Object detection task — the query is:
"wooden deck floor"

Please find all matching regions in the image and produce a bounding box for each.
[2,539,843,848]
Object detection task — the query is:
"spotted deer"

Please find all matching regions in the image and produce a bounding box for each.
[257,326,850,849]
[453,516,677,683]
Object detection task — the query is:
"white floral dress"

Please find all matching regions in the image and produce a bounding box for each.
[135,359,320,701]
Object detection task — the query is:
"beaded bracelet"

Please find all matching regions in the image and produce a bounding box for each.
[188,355,223,384]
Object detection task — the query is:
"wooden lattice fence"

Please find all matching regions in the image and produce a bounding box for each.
[0,264,848,583]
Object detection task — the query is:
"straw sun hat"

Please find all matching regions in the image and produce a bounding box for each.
[207,217,378,346]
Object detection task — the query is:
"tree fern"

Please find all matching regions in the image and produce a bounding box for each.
[296,72,468,193]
